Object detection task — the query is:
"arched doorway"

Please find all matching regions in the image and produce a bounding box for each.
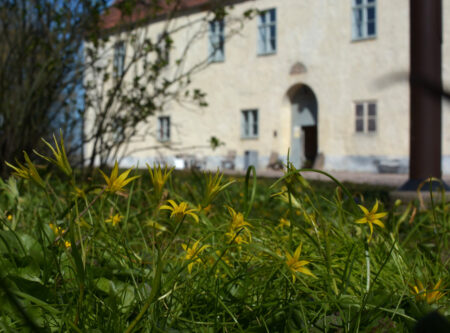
[289,84,318,169]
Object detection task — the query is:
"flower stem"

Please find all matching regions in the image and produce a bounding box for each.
[365,243,370,293]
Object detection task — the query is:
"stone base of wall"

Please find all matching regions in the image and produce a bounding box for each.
[325,155,450,174]
[115,154,450,175]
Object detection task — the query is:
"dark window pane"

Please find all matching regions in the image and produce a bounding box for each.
[270,37,276,51]
[252,110,258,121]
[368,118,376,132]
[368,21,376,35]
[367,0,375,3]
[167,119,170,139]
[356,104,364,116]
[355,0,362,5]
[253,111,258,135]
[243,112,249,136]
[356,119,364,132]
[367,7,376,20]
[270,9,276,22]
[270,25,276,39]
[368,103,376,116]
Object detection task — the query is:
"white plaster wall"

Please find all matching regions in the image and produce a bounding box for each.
[85,0,450,173]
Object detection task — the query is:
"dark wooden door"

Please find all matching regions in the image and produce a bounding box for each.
[303,125,317,163]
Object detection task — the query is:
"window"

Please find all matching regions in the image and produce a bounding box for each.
[241,110,258,138]
[157,32,170,66]
[258,9,276,55]
[113,41,126,78]
[352,0,376,40]
[157,116,170,141]
[209,19,225,62]
[355,102,377,133]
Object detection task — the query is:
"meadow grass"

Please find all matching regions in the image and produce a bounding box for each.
[0,144,449,332]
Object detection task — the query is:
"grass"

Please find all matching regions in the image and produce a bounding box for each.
[0,147,448,332]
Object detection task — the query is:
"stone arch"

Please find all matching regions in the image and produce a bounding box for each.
[286,83,318,168]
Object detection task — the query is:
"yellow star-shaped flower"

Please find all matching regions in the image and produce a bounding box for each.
[5,151,45,188]
[105,213,123,226]
[285,243,316,282]
[160,200,199,223]
[227,206,251,231]
[147,163,173,199]
[99,161,140,194]
[181,240,210,273]
[276,218,290,230]
[355,200,387,242]
[410,279,446,304]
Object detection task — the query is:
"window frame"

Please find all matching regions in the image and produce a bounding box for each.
[113,41,126,78]
[352,0,377,41]
[354,101,377,134]
[258,8,277,55]
[157,116,171,142]
[209,19,225,62]
[241,109,259,139]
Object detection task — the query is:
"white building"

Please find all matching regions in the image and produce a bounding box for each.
[90,0,450,173]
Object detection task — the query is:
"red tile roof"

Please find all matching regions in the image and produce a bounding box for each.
[101,0,219,30]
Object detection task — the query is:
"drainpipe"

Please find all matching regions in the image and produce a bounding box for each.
[399,0,446,191]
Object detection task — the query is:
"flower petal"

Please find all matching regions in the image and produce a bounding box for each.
[188,212,199,223]
[167,200,177,207]
[372,219,385,229]
[368,222,374,242]
[371,200,379,214]
[297,266,316,278]
[355,217,368,224]
[373,212,388,219]
[293,243,302,260]
[111,161,119,181]
[358,205,370,215]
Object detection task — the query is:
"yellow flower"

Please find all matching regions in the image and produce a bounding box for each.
[277,218,290,229]
[146,220,167,232]
[198,204,212,214]
[72,186,86,199]
[34,131,72,177]
[227,206,251,231]
[5,151,45,188]
[285,243,316,282]
[64,241,71,248]
[147,163,173,199]
[99,161,140,194]
[225,206,252,244]
[225,229,250,245]
[203,171,235,206]
[160,200,199,223]
[105,213,123,226]
[49,223,66,236]
[411,279,446,304]
[355,200,387,242]
[7,214,13,221]
[181,240,210,273]
[214,250,232,267]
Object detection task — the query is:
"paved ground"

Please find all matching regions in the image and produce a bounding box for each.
[223,168,450,188]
